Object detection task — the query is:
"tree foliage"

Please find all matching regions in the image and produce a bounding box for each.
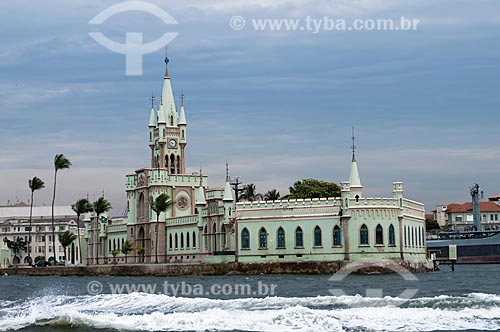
[150,193,172,263]
[51,153,72,264]
[3,237,27,263]
[121,241,133,263]
[239,184,262,202]
[72,198,93,264]
[426,218,441,231]
[264,189,281,201]
[58,230,77,262]
[287,179,341,199]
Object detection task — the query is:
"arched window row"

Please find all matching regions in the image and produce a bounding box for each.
[360,224,397,247]
[168,231,197,250]
[240,226,344,250]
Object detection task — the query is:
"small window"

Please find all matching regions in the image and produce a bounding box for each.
[389,224,396,246]
[333,226,342,246]
[295,227,304,248]
[375,224,383,245]
[259,228,268,249]
[360,224,369,245]
[314,226,322,247]
[241,228,250,249]
[277,227,285,248]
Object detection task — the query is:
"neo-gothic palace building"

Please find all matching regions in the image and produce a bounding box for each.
[83,59,428,266]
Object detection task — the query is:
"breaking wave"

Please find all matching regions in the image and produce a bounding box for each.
[1,292,500,331]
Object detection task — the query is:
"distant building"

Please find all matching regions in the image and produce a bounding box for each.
[446,202,500,231]
[0,206,83,267]
[432,205,449,228]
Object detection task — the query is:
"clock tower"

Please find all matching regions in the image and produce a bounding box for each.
[148,56,187,174]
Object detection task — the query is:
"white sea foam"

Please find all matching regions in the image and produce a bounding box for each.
[0,293,499,331]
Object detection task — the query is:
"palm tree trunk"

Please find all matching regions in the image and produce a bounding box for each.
[95,214,99,265]
[51,170,57,263]
[155,214,159,263]
[28,191,34,264]
[76,214,82,264]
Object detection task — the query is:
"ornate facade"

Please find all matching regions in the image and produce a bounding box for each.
[84,59,428,266]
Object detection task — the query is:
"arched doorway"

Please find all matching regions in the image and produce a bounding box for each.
[24,256,32,265]
[13,256,21,265]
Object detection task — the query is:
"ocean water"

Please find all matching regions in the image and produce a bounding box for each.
[0,264,499,332]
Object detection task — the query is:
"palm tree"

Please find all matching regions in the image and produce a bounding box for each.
[121,241,133,263]
[51,154,72,263]
[149,193,172,263]
[27,176,45,264]
[239,184,262,202]
[136,247,146,263]
[264,189,281,201]
[58,230,77,263]
[111,250,120,264]
[92,197,112,264]
[3,237,27,266]
[71,198,93,264]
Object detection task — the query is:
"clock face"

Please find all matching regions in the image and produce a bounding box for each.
[169,139,177,148]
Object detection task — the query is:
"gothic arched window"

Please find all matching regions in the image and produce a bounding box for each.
[333,225,342,246]
[277,227,285,248]
[170,154,175,174]
[241,228,250,249]
[389,224,396,246]
[360,224,369,245]
[259,228,267,249]
[170,115,174,126]
[295,227,304,248]
[314,226,322,247]
[376,224,384,245]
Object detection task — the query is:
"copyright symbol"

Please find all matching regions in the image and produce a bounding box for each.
[229,16,246,31]
[87,281,103,295]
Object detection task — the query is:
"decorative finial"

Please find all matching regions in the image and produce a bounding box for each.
[180,91,186,107]
[351,127,357,162]
[225,161,230,182]
[150,92,155,109]
[164,46,170,77]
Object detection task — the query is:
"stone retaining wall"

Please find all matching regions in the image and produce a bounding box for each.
[0,259,434,277]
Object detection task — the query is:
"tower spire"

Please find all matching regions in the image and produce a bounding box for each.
[150,92,155,108]
[223,162,234,202]
[180,91,186,107]
[351,126,357,162]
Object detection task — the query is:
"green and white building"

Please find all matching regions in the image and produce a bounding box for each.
[84,59,428,266]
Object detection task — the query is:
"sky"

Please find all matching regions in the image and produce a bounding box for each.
[1,0,499,214]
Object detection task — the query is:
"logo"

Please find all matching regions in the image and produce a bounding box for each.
[89,1,179,76]
[329,260,419,306]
